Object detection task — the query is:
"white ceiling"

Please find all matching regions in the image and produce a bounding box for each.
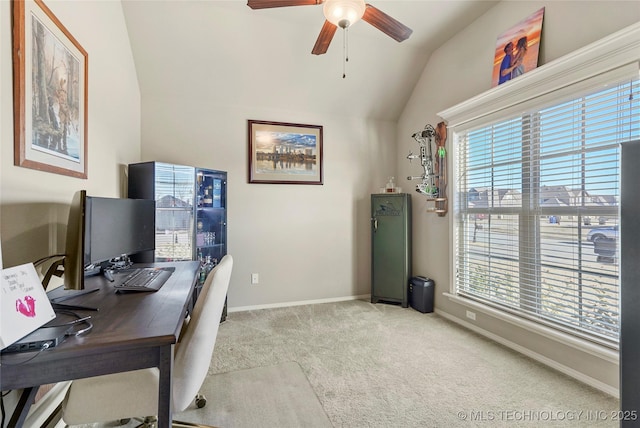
[121,0,498,120]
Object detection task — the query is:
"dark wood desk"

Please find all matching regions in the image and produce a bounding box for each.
[0,261,200,428]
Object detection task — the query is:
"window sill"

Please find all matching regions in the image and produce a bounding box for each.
[443,292,619,364]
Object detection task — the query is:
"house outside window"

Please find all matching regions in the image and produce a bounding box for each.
[456,78,640,345]
[440,27,640,349]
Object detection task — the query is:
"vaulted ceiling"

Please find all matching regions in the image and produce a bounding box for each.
[121,0,498,121]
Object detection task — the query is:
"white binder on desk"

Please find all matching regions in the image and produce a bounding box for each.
[1,263,56,350]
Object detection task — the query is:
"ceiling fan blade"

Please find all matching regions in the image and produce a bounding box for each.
[362,3,412,42]
[247,0,323,9]
[311,20,337,55]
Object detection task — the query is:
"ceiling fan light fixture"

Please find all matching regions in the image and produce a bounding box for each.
[323,0,366,28]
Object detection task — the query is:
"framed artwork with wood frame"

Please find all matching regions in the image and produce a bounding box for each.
[12,0,88,178]
[248,120,323,185]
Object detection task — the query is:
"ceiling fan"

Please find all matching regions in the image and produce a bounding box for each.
[246,0,413,55]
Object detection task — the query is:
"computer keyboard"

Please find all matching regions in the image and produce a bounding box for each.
[114,268,174,292]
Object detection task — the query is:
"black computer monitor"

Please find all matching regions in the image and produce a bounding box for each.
[63,190,87,290]
[63,190,156,289]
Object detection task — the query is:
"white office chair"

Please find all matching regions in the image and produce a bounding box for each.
[61,255,233,428]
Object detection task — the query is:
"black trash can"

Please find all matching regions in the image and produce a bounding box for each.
[409,276,435,313]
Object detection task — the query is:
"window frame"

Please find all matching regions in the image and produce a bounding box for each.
[438,23,640,350]
[455,93,632,345]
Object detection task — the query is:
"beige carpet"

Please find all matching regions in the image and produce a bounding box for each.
[210,299,619,427]
[63,299,618,427]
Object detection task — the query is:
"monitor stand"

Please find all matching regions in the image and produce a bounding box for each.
[41,259,100,311]
[48,288,99,311]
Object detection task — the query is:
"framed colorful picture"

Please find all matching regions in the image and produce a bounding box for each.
[248,120,323,185]
[12,0,89,178]
[492,7,545,87]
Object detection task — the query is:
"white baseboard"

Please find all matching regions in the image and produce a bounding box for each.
[435,309,619,398]
[228,294,370,313]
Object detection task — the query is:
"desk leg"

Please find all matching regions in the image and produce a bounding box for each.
[9,386,39,428]
[157,344,174,428]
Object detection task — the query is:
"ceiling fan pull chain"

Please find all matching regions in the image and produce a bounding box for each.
[346,27,350,63]
[342,27,349,79]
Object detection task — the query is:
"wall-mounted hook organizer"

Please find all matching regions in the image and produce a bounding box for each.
[406,121,448,216]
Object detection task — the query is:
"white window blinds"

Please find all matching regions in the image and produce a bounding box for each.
[454,74,639,346]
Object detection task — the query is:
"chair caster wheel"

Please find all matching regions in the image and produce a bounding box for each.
[195,394,207,408]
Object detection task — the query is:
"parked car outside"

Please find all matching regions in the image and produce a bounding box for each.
[583,216,608,225]
[586,225,618,242]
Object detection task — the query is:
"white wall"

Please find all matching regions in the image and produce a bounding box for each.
[399,1,640,393]
[0,0,141,269]
[140,98,396,308]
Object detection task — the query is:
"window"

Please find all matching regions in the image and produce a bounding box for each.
[454,78,638,346]
[439,25,640,348]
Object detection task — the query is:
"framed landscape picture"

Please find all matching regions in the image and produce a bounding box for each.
[12,0,88,178]
[492,7,545,87]
[248,120,323,185]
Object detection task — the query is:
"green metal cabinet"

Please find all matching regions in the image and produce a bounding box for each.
[371,193,412,307]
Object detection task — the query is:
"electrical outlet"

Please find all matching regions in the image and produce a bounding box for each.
[251,273,259,285]
[466,310,476,321]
